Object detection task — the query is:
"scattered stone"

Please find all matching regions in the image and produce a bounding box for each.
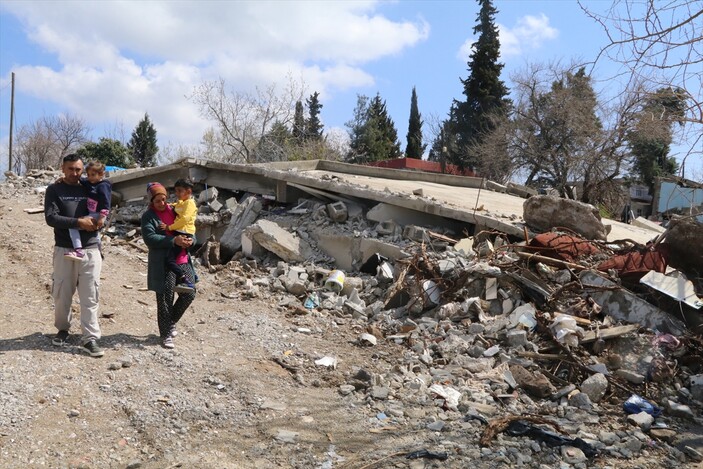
[627,411,654,431]
[649,428,677,442]
[274,429,299,444]
[580,373,608,403]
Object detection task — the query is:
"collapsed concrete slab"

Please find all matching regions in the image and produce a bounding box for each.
[366,203,464,232]
[579,270,686,335]
[315,233,410,271]
[220,196,262,262]
[244,219,312,263]
[524,195,608,241]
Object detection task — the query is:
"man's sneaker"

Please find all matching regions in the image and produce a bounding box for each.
[52,330,69,346]
[174,282,195,293]
[83,340,104,357]
[64,249,85,262]
[162,336,175,349]
[169,326,178,338]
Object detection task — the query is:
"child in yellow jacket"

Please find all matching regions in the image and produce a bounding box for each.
[158,178,197,293]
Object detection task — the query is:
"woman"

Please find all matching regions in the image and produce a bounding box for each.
[141,182,196,349]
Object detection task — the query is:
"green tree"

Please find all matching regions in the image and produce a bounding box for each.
[77,138,133,168]
[305,91,324,141]
[345,94,401,164]
[406,87,425,159]
[292,101,306,142]
[449,0,510,170]
[629,87,685,190]
[128,113,159,167]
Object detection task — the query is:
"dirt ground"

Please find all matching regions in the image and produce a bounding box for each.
[0,190,413,469]
[1,186,702,469]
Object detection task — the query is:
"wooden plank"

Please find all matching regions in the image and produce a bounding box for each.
[580,324,639,344]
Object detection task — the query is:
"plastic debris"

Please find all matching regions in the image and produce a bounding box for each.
[506,420,598,458]
[324,270,345,292]
[314,356,338,369]
[623,394,662,417]
[550,315,584,347]
[304,292,320,309]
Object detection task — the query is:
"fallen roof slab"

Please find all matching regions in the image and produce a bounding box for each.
[109,158,658,244]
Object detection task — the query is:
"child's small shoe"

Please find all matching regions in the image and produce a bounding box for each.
[64,249,85,262]
[174,281,195,293]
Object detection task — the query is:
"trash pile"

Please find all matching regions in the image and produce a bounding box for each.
[6,169,703,466]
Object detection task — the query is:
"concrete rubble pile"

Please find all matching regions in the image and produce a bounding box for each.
[5,168,703,467]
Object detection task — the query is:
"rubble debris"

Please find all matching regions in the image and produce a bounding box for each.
[220,196,262,261]
[579,270,687,335]
[11,160,701,467]
[523,195,608,241]
[243,219,312,263]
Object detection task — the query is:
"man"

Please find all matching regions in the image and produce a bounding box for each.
[44,153,105,357]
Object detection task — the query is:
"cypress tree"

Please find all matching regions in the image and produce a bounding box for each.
[305,92,324,141]
[292,101,305,142]
[406,87,425,159]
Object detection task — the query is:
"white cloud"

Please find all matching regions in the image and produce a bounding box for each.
[457,13,559,61]
[2,1,428,145]
[499,14,559,57]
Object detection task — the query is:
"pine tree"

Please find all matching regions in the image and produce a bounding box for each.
[345,94,401,163]
[406,87,425,159]
[450,0,510,170]
[128,113,159,167]
[305,92,324,141]
[292,101,306,143]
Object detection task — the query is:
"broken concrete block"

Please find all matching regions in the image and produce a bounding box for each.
[580,373,608,403]
[523,195,607,241]
[509,364,556,398]
[198,186,218,204]
[580,270,686,335]
[224,197,238,211]
[208,198,223,212]
[220,196,262,261]
[454,238,475,258]
[412,188,424,196]
[403,225,429,242]
[241,229,266,258]
[245,219,312,263]
[326,201,348,223]
[506,329,527,347]
[341,276,363,297]
[376,220,400,237]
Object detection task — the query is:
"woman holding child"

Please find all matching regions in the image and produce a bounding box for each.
[141,182,197,349]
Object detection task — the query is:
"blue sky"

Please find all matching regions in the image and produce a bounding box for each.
[1,1,700,179]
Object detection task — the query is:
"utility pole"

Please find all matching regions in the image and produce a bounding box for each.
[8,72,15,172]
